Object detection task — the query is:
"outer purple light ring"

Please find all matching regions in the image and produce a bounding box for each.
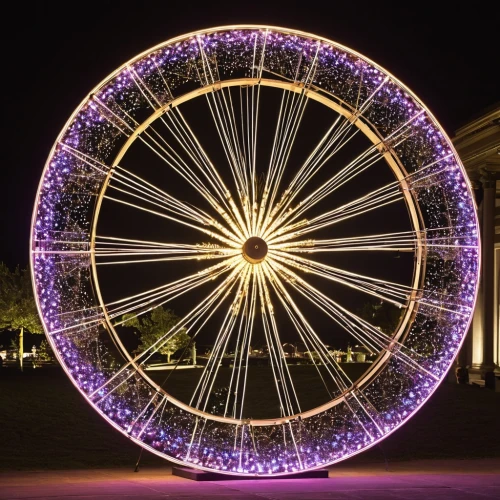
[30,25,480,476]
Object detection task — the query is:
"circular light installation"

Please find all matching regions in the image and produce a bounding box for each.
[30,25,480,476]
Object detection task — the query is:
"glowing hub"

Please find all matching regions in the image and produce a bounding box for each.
[242,236,268,264]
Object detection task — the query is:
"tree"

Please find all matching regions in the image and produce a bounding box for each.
[37,339,55,362]
[122,306,191,363]
[0,262,43,370]
[357,297,403,335]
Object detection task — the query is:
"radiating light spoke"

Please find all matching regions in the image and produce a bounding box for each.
[267,258,439,381]
[159,105,248,242]
[255,266,301,417]
[226,268,258,419]
[268,182,403,245]
[103,192,242,248]
[271,230,419,253]
[262,109,426,240]
[255,45,322,241]
[263,259,383,441]
[95,235,238,265]
[108,256,242,327]
[108,63,242,234]
[262,143,384,240]
[203,88,255,240]
[110,165,215,224]
[263,114,359,234]
[269,249,413,307]
[255,82,311,236]
[90,259,248,399]
[262,74,390,238]
[106,104,247,242]
[189,264,253,412]
[263,72,388,237]
[261,262,353,398]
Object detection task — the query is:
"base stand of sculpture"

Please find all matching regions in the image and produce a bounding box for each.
[172,466,329,481]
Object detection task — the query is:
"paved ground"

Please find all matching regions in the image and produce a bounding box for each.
[0,459,499,499]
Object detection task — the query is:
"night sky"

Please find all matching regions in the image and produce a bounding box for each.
[3,2,499,272]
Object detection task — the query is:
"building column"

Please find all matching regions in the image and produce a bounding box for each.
[457,322,473,367]
[478,169,496,372]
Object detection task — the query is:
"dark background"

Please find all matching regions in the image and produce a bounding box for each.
[2,2,498,272]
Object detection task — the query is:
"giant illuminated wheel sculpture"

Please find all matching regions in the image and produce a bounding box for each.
[31,25,480,476]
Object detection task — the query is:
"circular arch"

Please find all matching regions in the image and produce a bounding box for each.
[31,25,480,476]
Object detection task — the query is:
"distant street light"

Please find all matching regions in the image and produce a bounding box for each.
[32,345,37,368]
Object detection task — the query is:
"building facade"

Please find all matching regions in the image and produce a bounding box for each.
[452,103,500,380]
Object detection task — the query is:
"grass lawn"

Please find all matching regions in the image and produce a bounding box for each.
[146,363,372,419]
[0,364,499,471]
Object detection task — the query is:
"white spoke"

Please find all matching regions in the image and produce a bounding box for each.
[268,182,403,245]
[272,230,420,253]
[256,44,320,236]
[269,249,413,306]
[95,236,237,265]
[267,257,439,382]
[263,76,391,238]
[190,265,253,412]
[262,146,385,240]
[255,266,301,417]
[255,86,309,235]
[204,88,253,239]
[49,256,242,338]
[263,114,359,232]
[103,193,241,248]
[108,256,242,327]
[95,236,232,254]
[111,166,217,225]
[94,87,245,242]
[247,30,269,234]
[156,107,248,241]
[261,262,353,398]
[264,261,383,437]
[118,58,247,240]
[90,259,248,399]
[226,268,258,419]
[262,109,426,239]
